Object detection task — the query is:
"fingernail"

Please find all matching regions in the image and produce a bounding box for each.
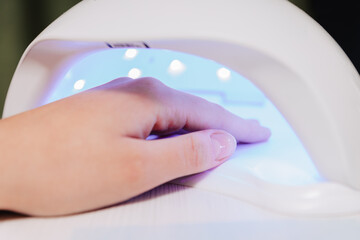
[210,131,237,161]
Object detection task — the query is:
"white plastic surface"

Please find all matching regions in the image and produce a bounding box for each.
[2,184,360,240]
[4,0,360,190]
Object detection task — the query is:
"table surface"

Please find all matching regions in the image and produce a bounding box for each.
[1,183,360,240]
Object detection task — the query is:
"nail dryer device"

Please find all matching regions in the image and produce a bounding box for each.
[3,0,360,217]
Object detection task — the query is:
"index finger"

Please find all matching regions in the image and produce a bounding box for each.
[154,83,271,143]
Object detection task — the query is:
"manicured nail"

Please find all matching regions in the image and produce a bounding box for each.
[211,131,237,161]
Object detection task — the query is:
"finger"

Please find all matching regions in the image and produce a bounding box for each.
[139,129,237,183]
[159,87,271,143]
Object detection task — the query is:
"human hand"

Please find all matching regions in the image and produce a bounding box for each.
[0,77,270,216]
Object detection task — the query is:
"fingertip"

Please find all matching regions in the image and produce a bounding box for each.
[260,126,272,141]
[237,119,272,143]
[210,130,237,162]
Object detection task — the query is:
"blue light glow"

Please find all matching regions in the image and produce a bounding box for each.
[41,47,322,186]
[41,48,266,105]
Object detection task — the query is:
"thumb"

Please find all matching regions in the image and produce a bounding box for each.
[143,130,237,182]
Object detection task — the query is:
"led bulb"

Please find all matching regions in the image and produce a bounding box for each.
[73,79,85,90]
[124,49,138,59]
[217,67,231,81]
[168,59,186,75]
[128,68,142,79]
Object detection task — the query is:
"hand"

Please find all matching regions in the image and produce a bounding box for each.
[0,77,270,216]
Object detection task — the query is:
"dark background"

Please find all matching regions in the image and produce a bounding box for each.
[1,0,359,116]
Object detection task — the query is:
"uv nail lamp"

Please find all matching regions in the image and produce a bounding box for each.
[3,0,360,216]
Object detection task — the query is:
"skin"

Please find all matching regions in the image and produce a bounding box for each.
[0,77,270,217]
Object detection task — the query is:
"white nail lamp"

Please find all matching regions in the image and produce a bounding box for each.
[3,0,360,216]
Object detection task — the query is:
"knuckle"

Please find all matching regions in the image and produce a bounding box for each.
[183,135,208,172]
[112,77,132,83]
[134,77,167,100]
[136,77,164,90]
[135,78,171,108]
[108,77,133,86]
